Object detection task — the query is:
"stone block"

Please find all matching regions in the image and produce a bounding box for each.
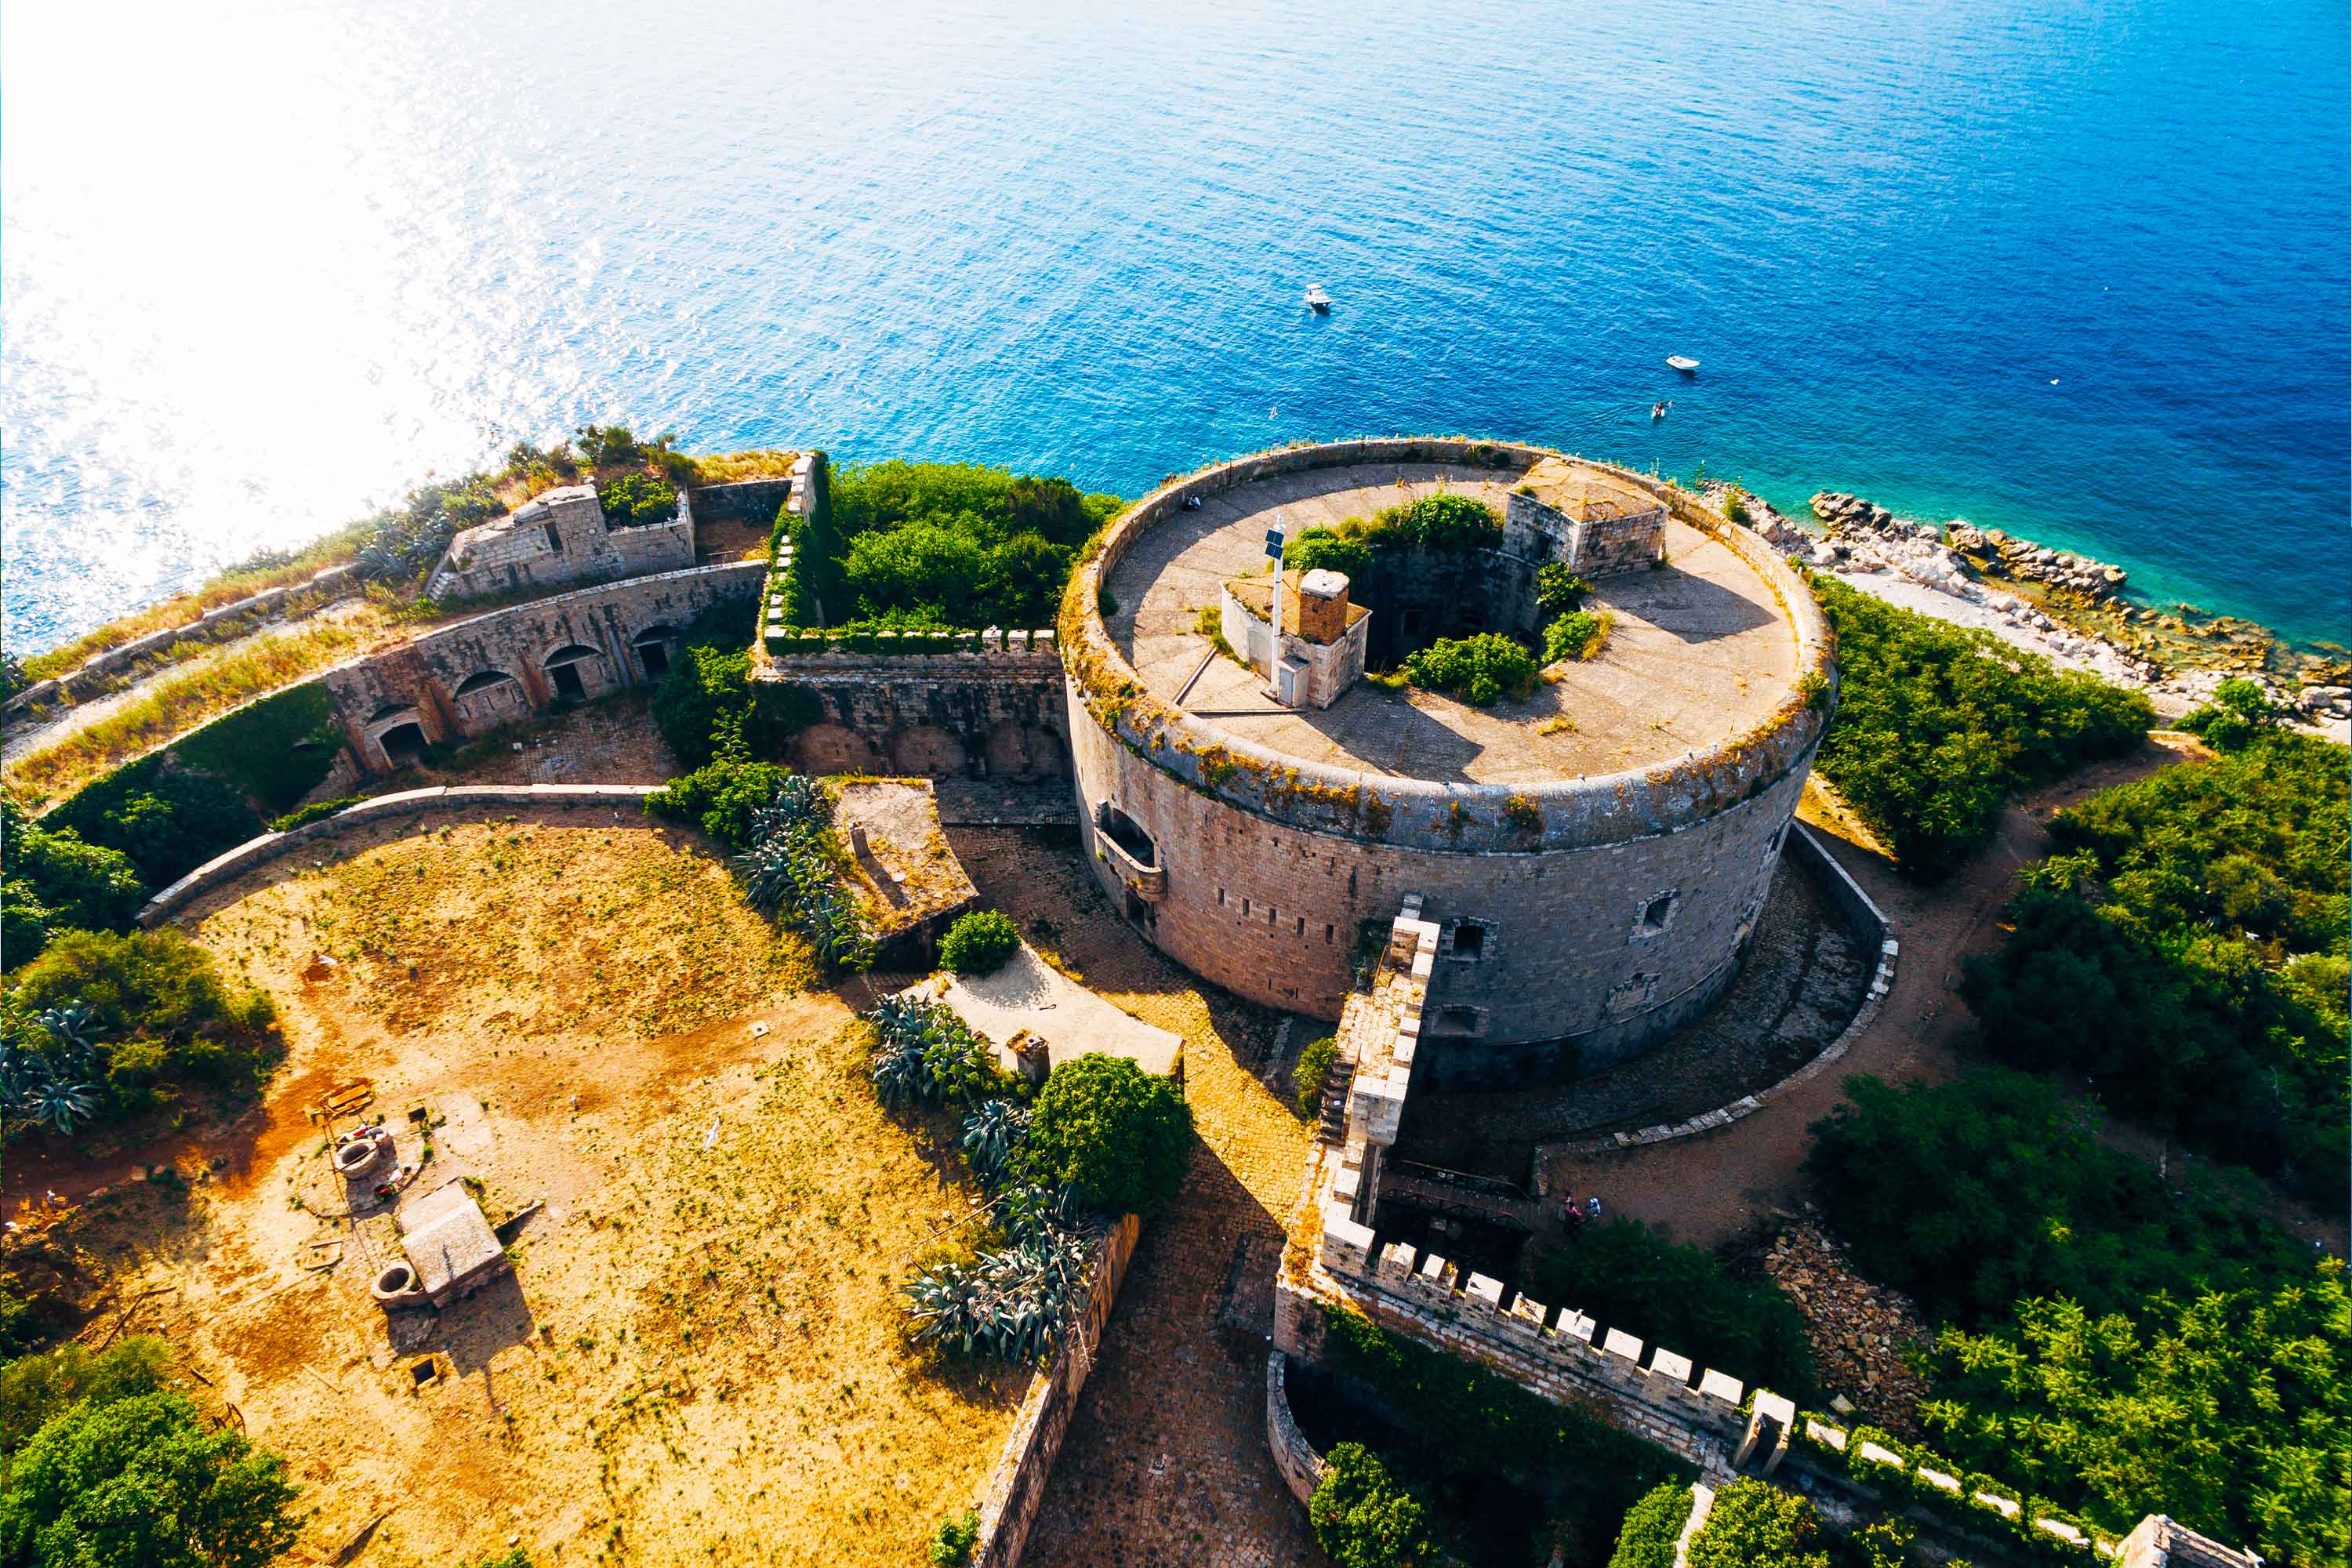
[1697,1369,1743,1406]
[1648,1347,1692,1384]
[1602,1328,1643,1363]
[1464,1273,1504,1308]
[1559,1311,1595,1345]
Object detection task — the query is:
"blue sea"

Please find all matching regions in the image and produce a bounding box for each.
[3,0,2346,651]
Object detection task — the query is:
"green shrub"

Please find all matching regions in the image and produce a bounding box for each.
[928,1508,981,1566]
[643,758,789,850]
[0,1387,299,1566]
[1543,609,1608,662]
[597,470,678,526]
[1370,493,1503,551]
[0,797,144,960]
[939,909,1021,975]
[1721,486,1751,525]
[6,927,281,1120]
[1685,1479,1829,1568]
[811,460,1119,630]
[1526,1219,1817,1399]
[652,641,755,771]
[1022,1054,1191,1218]
[45,756,263,891]
[1309,1443,1439,1568]
[268,797,365,833]
[1961,731,2347,1198]
[1535,564,1591,615]
[1294,1035,1338,1114]
[1285,528,1374,580]
[168,683,345,813]
[1807,1069,2346,1559]
[1605,1480,1694,1568]
[1315,1304,1689,1512]
[1403,633,1537,706]
[1811,575,2151,878]
[0,1337,173,1453]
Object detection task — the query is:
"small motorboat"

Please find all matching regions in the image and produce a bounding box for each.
[1304,285,1334,313]
[1667,355,1700,373]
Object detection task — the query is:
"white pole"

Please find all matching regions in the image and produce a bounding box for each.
[1268,513,1287,691]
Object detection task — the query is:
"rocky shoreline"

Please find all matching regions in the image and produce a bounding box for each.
[1707,483,2351,735]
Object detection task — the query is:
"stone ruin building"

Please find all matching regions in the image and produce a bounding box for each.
[425,481,697,601]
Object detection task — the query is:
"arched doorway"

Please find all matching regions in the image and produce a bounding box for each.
[542,644,607,702]
[632,624,682,681]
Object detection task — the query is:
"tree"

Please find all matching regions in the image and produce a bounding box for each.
[1020,1054,1191,1218]
[0,1388,299,1567]
[1308,1443,1438,1568]
[1683,1479,1829,1568]
[1922,1262,2350,1563]
[796,450,845,624]
[1605,1480,1694,1568]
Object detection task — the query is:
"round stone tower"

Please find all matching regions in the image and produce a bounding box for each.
[1059,437,1835,1089]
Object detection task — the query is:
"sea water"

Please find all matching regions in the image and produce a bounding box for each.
[2,0,2345,650]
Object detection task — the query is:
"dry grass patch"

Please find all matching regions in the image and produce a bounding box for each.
[56,819,1040,1566]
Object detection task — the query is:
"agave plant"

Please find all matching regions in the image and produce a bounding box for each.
[735,777,873,971]
[16,1075,100,1137]
[960,1099,1031,1186]
[868,993,935,1051]
[0,1024,102,1137]
[904,1261,989,1356]
[35,1004,103,1054]
[870,1036,929,1105]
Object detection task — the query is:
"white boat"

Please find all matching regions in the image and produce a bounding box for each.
[1667,354,1700,372]
[1304,285,1333,313]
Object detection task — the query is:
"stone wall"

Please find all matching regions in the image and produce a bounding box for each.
[324,561,764,773]
[136,783,659,927]
[1265,1351,1325,1507]
[5,563,363,716]
[1072,697,1809,1055]
[687,477,797,526]
[426,485,697,601]
[758,645,1072,782]
[971,1211,1142,1568]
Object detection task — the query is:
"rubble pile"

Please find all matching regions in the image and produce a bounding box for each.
[1764,1220,1934,1440]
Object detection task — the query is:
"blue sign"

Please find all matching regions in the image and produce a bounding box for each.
[1265,528,1285,557]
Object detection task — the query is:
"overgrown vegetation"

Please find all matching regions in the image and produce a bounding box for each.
[1962,720,2347,1200]
[44,755,262,893]
[1525,1219,1817,1399]
[1808,1069,2347,1560]
[773,461,1122,631]
[1021,1053,1192,1220]
[1685,1478,1829,1568]
[0,1335,299,1566]
[1542,608,1609,663]
[3,927,281,1131]
[1810,576,2152,878]
[734,775,872,972]
[596,470,679,527]
[1315,1304,1690,1562]
[1,797,145,966]
[938,909,1021,976]
[1403,633,1538,706]
[1604,1480,1693,1568]
[1294,1034,1338,1115]
[928,1508,981,1566]
[1283,494,1506,579]
[1309,1443,1439,1568]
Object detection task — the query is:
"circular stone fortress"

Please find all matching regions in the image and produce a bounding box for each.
[1061,437,1835,1088]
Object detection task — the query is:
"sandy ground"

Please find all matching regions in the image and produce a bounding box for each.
[27,815,1034,1568]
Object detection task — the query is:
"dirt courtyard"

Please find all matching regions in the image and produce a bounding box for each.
[74,812,1029,1566]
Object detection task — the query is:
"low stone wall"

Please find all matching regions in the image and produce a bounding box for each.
[6,562,362,715]
[1265,1351,1326,1508]
[760,644,1071,782]
[688,477,797,525]
[1530,824,1897,1160]
[137,784,659,927]
[972,1211,1142,1568]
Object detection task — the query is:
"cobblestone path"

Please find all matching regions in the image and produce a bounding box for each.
[947,827,1322,1567]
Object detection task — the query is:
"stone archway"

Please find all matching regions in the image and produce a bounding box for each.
[542,644,608,703]
[887,725,967,777]
[984,721,1068,782]
[449,669,527,734]
[793,724,877,775]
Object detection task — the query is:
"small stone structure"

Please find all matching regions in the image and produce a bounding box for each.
[832,779,981,968]
[1218,568,1370,710]
[392,1178,510,1308]
[426,483,695,601]
[1505,456,1668,577]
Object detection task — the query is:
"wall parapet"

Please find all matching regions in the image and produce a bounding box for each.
[1266,1351,1327,1508]
[1058,437,1837,855]
[971,1211,1142,1568]
[137,784,660,927]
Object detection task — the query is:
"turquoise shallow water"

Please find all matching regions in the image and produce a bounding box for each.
[3,0,2345,650]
